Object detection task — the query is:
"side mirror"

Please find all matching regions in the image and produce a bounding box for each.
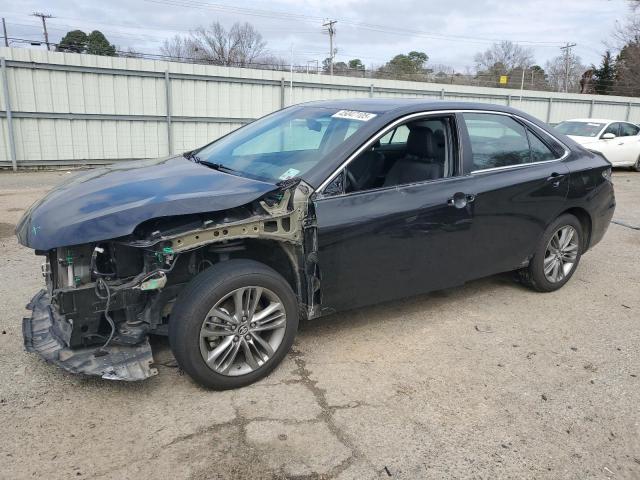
[601,132,616,140]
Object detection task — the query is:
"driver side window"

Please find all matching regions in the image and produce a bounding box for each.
[602,123,620,137]
[342,116,455,194]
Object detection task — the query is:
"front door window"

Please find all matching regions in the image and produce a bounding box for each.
[343,116,456,193]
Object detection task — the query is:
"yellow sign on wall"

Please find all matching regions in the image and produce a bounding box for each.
[499,75,508,85]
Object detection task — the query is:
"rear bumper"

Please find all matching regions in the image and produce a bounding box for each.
[23,290,157,381]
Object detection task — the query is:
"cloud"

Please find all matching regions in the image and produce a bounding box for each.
[2,0,630,70]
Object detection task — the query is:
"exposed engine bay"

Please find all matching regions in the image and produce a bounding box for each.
[23,180,320,380]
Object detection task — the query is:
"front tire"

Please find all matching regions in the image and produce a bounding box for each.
[519,214,583,292]
[169,259,299,389]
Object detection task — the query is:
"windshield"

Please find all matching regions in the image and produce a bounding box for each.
[555,121,605,137]
[192,106,375,182]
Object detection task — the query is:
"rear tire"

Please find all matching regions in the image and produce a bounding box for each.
[519,214,583,292]
[169,259,299,389]
[632,156,640,172]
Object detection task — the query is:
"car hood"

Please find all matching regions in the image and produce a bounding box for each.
[15,156,278,251]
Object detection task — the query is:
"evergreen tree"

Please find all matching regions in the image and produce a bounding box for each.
[86,31,117,56]
[56,30,88,53]
[56,29,116,56]
[593,51,616,95]
[348,59,364,70]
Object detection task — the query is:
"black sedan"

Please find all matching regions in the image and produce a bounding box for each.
[17,99,615,389]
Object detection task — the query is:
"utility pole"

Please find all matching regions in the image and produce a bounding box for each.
[31,12,54,51]
[2,18,8,47]
[560,42,577,93]
[289,44,294,105]
[322,19,337,76]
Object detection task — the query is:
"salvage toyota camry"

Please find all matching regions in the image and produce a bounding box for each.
[17,99,615,389]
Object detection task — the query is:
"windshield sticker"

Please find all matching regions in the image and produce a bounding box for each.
[587,123,601,126]
[331,110,377,122]
[279,168,300,180]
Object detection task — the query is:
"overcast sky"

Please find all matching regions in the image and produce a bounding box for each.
[1,0,633,71]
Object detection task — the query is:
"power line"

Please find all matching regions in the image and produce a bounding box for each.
[140,0,568,47]
[31,12,54,51]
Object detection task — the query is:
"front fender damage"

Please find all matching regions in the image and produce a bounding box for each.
[22,179,320,381]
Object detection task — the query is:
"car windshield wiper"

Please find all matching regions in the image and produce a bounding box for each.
[197,159,239,174]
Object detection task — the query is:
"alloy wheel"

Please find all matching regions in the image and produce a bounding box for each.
[543,225,579,283]
[199,286,287,376]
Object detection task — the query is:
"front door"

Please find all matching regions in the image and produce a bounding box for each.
[313,177,475,312]
[597,123,626,165]
[312,113,476,312]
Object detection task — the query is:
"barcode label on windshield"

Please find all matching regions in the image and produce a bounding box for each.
[332,110,377,122]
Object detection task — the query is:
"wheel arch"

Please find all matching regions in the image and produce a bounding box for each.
[236,239,301,297]
[558,207,592,251]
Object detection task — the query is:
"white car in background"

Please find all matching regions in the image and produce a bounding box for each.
[555,119,640,171]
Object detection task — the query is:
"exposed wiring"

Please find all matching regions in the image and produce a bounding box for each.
[92,253,181,354]
[94,278,116,354]
[90,245,116,278]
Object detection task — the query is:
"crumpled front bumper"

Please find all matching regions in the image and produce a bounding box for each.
[23,290,158,381]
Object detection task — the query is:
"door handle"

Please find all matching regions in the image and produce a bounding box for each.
[447,192,475,209]
[546,172,565,187]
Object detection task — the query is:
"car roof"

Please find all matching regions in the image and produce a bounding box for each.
[298,98,531,116]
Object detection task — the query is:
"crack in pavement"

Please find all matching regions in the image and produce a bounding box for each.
[611,219,640,231]
[153,348,378,479]
[288,347,378,479]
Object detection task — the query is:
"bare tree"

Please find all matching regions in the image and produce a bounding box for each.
[230,22,267,65]
[161,21,267,66]
[545,52,585,93]
[251,54,288,70]
[474,41,535,73]
[613,9,640,96]
[161,35,197,60]
[429,63,455,75]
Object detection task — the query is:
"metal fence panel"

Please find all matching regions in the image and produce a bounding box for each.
[1,46,640,168]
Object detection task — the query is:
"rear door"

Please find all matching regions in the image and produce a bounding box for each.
[459,112,570,279]
[617,122,640,165]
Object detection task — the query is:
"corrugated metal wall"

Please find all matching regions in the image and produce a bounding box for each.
[1,46,640,168]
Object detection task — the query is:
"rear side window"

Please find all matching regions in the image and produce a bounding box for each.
[464,113,562,171]
[527,130,557,162]
[620,123,640,137]
[463,113,530,170]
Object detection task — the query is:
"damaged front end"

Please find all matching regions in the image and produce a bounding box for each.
[20,178,318,381]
